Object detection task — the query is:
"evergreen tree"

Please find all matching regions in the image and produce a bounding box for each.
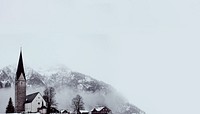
[6,97,15,113]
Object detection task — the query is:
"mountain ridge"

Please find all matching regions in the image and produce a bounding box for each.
[0,65,145,114]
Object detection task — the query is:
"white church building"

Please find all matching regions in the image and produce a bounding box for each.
[15,50,47,113]
[25,92,47,113]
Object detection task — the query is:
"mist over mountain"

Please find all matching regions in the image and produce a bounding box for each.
[0,65,145,114]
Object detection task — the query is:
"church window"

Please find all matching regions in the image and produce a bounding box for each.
[38,102,40,105]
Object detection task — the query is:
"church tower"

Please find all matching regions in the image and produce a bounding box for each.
[15,50,26,112]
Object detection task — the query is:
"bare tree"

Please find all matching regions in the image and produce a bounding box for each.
[71,94,84,113]
[43,87,57,113]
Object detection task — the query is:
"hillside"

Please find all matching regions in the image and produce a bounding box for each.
[0,65,145,114]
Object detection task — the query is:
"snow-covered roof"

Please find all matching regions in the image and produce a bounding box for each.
[60,109,69,113]
[79,110,89,113]
[91,106,111,112]
[95,106,104,111]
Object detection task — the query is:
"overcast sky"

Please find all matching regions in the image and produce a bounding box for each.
[0,0,200,114]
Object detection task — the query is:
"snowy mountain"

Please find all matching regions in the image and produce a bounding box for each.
[0,65,145,114]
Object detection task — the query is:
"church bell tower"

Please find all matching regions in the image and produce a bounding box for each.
[15,49,26,112]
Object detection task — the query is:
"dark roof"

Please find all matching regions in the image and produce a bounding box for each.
[40,105,47,109]
[41,101,46,109]
[50,107,59,113]
[25,92,39,103]
[16,50,26,80]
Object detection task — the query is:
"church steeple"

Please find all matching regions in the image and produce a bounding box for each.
[16,49,25,80]
[15,48,26,112]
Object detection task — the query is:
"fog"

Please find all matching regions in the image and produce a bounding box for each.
[56,87,126,112]
[0,86,127,113]
[0,87,15,112]
[1,0,200,114]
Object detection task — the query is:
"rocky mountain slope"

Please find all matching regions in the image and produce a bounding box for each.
[0,65,145,114]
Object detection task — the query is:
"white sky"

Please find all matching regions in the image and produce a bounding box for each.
[0,0,200,114]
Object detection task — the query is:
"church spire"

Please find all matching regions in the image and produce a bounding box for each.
[16,49,25,80]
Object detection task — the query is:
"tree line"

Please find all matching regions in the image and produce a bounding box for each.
[5,87,85,113]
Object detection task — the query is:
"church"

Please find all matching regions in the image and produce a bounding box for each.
[15,50,47,113]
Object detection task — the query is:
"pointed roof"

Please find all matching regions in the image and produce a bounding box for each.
[25,92,39,103]
[16,49,25,80]
[91,106,111,112]
[40,101,47,109]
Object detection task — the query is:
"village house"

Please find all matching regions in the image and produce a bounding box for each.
[60,109,70,114]
[91,106,112,114]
